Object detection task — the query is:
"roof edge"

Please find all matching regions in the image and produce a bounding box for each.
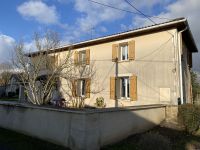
[27,17,198,56]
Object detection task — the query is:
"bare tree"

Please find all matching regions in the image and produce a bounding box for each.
[13,30,103,108]
[61,60,103,108]
[13,31,73,105]
[0,62,12,93]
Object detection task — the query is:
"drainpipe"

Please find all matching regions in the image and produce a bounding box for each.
[178,27,187,104]
[115,58,118,107]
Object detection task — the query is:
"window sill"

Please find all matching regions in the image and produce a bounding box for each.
[118,60,130,63]
[118,98,131,101]
[77,63,88,66]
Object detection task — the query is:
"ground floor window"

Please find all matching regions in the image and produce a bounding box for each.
[72,78,90,98]
[80,79,86,97]
[75,79,86,97]
[120,77,130,99]
[110,75,137,100]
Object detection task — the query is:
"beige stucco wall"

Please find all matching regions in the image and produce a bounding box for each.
[0,102,166,150]
[57,29,182,107]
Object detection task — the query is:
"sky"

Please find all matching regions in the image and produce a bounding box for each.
[0,0,200,71]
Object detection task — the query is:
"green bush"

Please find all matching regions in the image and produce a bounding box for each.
[8,92,16,97]
[138,132,171,150]
[178,104,200,133]
[95,97,106,108]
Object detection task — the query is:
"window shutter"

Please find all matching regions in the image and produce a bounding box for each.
[74,51,79,65]
[110,77,116,99]
[85,78,91,98]
[86,49,90,65]
[130,75,137,101]
[128,40,135,60]
[72,80,77,97]
[55,55,58,67]
[112,44,118,62]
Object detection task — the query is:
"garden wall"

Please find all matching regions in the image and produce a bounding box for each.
[0,102,166,150]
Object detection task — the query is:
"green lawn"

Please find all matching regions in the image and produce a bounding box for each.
[102,126,200,150]
[0,127,68,150]
[0,97,18,101]
[1,126,200,150]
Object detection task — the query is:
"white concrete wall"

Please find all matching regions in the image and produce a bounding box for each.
[0,102,166,150]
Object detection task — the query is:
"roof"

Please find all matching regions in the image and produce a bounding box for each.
[9,73,23,83]
[27,17,198,57]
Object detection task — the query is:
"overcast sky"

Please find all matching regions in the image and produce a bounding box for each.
[0,0,200,71]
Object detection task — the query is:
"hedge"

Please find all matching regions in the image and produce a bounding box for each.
[178,104,200,133]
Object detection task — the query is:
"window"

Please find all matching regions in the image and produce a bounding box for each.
[120,44,128,61]
[112,41,135,62]
[79,50,86,64]
[72,78,90,98]
[110,75,137,100]
[76,79,86,97]
[121,77,130,98]
[80,80,86,96]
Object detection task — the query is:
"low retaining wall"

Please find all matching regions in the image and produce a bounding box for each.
[0,102,166,150]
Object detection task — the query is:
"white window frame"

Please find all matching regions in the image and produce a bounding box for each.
[79,50,86,65]
[120,44,128,61]
[78,79,86,97]
[120,77,130,99]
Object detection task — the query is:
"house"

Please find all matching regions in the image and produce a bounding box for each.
[28,18,198,107]
[0,81,5,97]
[6,74,21,97]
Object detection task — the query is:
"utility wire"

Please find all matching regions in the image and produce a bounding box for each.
[124,0,174,36]
[88,0,170,20]
[120,63,174,101]
[71,36,176,63]
[136,36,173,60]
[124,0,157,24]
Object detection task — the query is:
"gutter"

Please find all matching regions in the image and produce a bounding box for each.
[178,27,188,104]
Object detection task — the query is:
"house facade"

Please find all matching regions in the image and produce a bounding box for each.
[29,18,198,107]
[6,74,20,95]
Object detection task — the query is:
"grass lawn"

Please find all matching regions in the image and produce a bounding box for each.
[102,126,200,150]
[1,126,200,150]
[0,127,68,150]
[0,97,18,101]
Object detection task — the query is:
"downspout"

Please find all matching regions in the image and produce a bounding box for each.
[178,27,187,104]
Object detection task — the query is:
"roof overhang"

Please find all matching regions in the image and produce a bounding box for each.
[181,21,198,53]
[27,17,198,57]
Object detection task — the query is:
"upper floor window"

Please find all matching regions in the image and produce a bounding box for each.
[79,50,86,65]
[112,40,135,62]
[74,49,90,65]
[120,44,128,61]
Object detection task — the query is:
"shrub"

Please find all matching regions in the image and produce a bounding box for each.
[178,104,200,133]
[0,92,5,97]
[7,92,16,97]
[138,132,171,150]
[95,97,106,108]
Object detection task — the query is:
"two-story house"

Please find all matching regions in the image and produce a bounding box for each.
[28,18,198,107]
